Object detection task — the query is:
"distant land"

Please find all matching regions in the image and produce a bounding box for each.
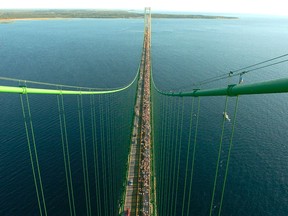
[0,9,238,22]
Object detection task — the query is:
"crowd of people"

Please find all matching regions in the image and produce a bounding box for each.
[138,25,151,216]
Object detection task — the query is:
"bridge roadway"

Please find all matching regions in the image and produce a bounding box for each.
[123,7,151,216]
[123,56,144,215]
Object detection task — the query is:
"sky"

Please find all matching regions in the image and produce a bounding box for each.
[0,0,287,16]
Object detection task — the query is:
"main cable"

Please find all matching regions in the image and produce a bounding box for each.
[197,58,288,87]
[0,76,107,90]
[231,53,288,73]
[166,53,288,92]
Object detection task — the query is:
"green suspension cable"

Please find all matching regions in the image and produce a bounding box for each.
[170,97,182,215]
[25,93,48,216]
[164,97,175,216]
[20,94,44,216]
[160,95,166,216]
[77,95,90,216]
[80,95,92,216]
[154,93,162,215]
[163,96,173,216]
[173,97,185,216]
[181,97,195,216]
[117,93,125,212]
[209,96,229,216]
[90,94,101,216]
[159,96,168,215]
[89,94,96,215]
[186,97,201,216]
[105,95,111,216]
[160,96,167,213]
[156,95,163,215]
[109,94,114,215]
[98,96,108,216]
[157,94,161,201]
[165,97,174,216]
[99,95,109,216]
[111,93,119,216]
[218,96,239,216]
[111,93,118,216]
[61,94,76,216]
[163,98,177,215]
[105,94,113,216]
[57,95,73,215]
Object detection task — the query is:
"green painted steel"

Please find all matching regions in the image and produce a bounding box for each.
[153,77,288,97]
[0,67,139,95]
[0,85,123,95]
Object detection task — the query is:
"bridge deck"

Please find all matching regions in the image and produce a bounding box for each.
[123,62,144,215]
[123,8,151,216]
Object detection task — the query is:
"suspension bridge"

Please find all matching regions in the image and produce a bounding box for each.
[1,7,288,216]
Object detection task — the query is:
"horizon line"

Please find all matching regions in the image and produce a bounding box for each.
[1,8,287,17]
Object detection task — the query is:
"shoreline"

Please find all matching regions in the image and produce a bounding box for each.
[0,18,66,23]
[0,16,237,24]
[0,9,238,21]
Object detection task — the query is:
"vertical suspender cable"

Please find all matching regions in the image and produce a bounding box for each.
[157,92,161,214]
[20,93,45,216]
[109,93,115,215]
[26,93,48,216]
[57,95,72,215]
[111,93,117,216]
[77,94,87,214]
[218,96,239,216]
[161,95,167,216]
[181,97,195,216]
[173,97,185,216]
[160,96,166,213]
[105,94,113,216]
[186,97,201,216]
[88,94,95,214]
[170,97,182,215]
[151,88,158,215]
[99,95,109,216]
[104,95,111,215]
[61,94,77,216]
[155,93,162,214]
[164,96,174,216]
[77,94,90,216]
[80,95,92,216]
[111,94,117,216]
[163,96,172,216]
[90,94,101,216]
[209,96,229,216]
[160,96,170,216]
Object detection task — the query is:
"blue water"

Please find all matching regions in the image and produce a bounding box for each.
[0,19,143,216]
[152,16,288,216]
[1,16,288,215]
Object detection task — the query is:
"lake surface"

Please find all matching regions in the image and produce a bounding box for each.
[0,16,288,215]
